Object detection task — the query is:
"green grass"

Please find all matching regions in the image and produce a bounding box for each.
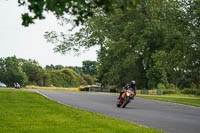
[0,87,15,90]
[137,94,200,107]
[0,90,163,133]
[0,87,78,92]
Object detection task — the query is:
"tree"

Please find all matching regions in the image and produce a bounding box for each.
[51,0,200,90]
[45,64,56,70]
[21,59,47,86]
[68,66,83,75]
[82,74,95,85]
[45,64,64,70]
[82,60,97,76]
[0,56,28,86]
[50,68,87,87]
[16,0,200,89]
[18,0,140,26]
[55,65,64,70]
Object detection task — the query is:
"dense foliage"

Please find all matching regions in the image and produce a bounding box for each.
[49,68,87,87]
[0,56,97,87]
[44,0,200,90]
[0,56,28,86]
[82,60,97,76]
[18,0,140,26]
[82,74,95,85]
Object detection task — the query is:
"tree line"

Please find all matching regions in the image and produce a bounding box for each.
[44,0,200,90]
[0,56,97,87]
[16,0,200,90]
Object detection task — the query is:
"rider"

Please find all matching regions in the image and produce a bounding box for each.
[118,80,136,99]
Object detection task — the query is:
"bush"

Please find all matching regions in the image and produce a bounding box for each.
[157,83,166,90]
[162,89,178,94]
[82,74,95,85]
[156,83,180,94]
[181,88,195,94]
[191,83,198,89]
[181,88,200,95]
[196,90,200,96]
[168,83,177,89]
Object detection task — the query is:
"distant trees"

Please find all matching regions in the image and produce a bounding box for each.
[45,64,64,70]
[49,68,87,87]
[0,56,97,87]
[68,66,83,75]
[0,56,28,86]
[45,61,97,85]
[82,60,97,76]
[21,59,46,86]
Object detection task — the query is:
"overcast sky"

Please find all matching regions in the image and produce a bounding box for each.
[0,0,98,67]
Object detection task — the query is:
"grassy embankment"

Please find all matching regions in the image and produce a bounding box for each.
[137,94,200,107]
[0,89,163,133]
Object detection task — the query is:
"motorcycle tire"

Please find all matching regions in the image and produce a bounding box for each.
[117,104,121,107]
[122,100,130,108]
[116,101,122,107]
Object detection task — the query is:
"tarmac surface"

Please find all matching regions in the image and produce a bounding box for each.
[37,91,200,133]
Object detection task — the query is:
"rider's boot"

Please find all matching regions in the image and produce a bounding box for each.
[118,92,123,99]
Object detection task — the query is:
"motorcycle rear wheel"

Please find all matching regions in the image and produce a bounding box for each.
[116,101,122,107]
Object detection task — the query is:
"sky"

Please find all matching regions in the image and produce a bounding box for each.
[0,0,98,67]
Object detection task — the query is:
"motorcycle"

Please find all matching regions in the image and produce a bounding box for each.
[116,89,135,108]
[14,83,20,89]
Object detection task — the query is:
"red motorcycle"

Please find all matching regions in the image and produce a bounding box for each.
[117,89,135,108]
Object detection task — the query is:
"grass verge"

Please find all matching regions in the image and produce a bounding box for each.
[137,94,200,107]
[24,86,78,92]
[0,89,163,133]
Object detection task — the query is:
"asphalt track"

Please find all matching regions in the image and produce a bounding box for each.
[38,91,200,133]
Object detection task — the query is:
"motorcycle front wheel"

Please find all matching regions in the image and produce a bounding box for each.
[122,100,130,108]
